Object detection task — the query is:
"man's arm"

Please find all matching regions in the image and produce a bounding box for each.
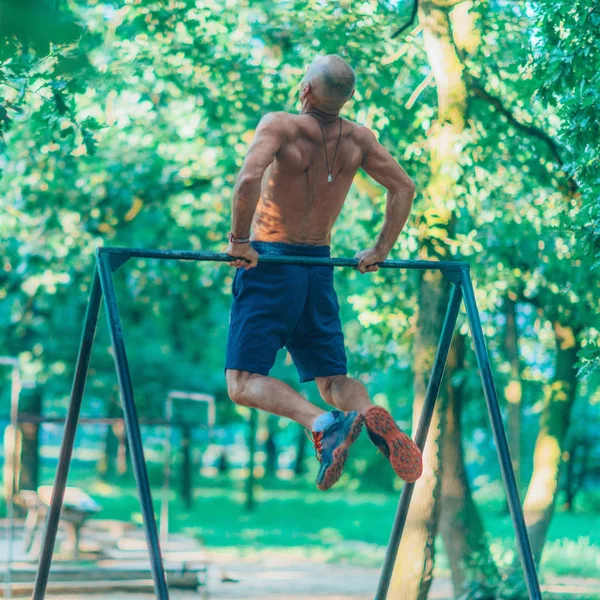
[226,113,285,269]
[355,128,416,273]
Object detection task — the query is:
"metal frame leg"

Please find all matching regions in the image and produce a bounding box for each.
[461,269,541,600]
[33,269,103,599]
[375,282,463,600]
[97,253,170,599]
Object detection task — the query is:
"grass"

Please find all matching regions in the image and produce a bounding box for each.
[82,479,600,581]
[2,464,598,585]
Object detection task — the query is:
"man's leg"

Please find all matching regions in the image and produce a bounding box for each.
[226,369,324,430]
[316,374,373,414]
[227,369,364,490]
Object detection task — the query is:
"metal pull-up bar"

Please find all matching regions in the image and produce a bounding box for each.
[99,245,468,271]
[31,247,542,600]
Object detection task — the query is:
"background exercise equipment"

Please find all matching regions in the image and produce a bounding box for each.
[32,246,543,600]
[160,390,215,547]
[1,386,210,596]
[1,356,21,600]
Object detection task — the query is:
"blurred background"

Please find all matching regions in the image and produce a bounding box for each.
[1,0,599,598]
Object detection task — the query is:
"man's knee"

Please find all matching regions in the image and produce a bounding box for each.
[316,374,345,406]
[226,369,252,407]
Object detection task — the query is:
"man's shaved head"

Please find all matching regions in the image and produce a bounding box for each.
[302,55,356,110]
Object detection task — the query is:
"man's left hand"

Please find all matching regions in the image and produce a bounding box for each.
[225,242,259,269]
[355,248,386,274]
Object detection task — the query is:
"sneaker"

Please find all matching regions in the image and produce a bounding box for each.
[310,410,364,491]
[364,405,422,483]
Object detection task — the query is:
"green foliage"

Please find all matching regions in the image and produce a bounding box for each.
[0,2,599,589]
[0,0,598,462]
[529,0,600,370]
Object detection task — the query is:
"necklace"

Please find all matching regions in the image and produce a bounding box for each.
[308,114,343,183]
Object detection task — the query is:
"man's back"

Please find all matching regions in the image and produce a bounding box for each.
[226,53,414,273]
[252,112,370,246]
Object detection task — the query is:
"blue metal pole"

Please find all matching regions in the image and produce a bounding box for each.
[99,246,467,272]
[375,282,463,600]
[97,253,170,599]
[460,269,542,600]
[33,268,102,599]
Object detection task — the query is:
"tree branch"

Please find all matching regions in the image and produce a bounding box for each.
[469,81,578,193]
[406,71,434,109]
[392,0,419,39]
[391,0,467,36]
[471,84,561,162]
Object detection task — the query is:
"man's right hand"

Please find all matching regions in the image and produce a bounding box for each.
[225,242,259,269]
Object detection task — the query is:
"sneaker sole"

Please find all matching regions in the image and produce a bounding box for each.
[364,406,423,483]
[317,413,364,491]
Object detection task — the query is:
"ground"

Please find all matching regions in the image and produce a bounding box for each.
[42,551,600,599]
[3,484,599,598]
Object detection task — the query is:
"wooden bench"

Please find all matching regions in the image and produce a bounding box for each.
[15,486,101,559]
[0,560,207,597]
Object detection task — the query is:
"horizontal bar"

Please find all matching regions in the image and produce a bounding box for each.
[12,415,211,428]
[167,391,215,403]
[0,356,19,367]
[98,247,468,271]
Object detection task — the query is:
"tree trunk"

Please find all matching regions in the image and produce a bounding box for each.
[294,425,307,476]
[218,447,230,474]
[504,297,522,492]
[389,1,474,597]
[561,437,577,512]
[180,425,193,509]
[522,322,580,564]
[390,271,450,600]
[440,334,499,597]
[265,415,278,477]
[3,426,21,509]
[98,394,120,480]
[116,419,128,476]
[18,387,42,491]
[573,437,591,509]
[245,410,257,512]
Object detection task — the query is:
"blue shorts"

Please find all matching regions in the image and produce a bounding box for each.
[225,241,348,383]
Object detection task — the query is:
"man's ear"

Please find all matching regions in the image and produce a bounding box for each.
[349,88,356,100]
[300,83,311,100]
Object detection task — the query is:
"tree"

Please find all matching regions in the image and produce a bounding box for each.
[1,2,598,596]
[529,0,600,371]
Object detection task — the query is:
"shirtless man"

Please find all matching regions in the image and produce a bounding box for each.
[224,55,422,491]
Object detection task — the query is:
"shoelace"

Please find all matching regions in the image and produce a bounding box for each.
[306,429,324,460]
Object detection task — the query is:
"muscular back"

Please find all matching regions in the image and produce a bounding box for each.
[231,110,413,249]
[252,113,369,245]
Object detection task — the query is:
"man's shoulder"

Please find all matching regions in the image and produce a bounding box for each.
[348,122,378,158]
[260,111,290,121]
[351,122,376,143]
[255,112,296,138]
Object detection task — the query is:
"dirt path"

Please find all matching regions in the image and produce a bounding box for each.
[44,554,600,599]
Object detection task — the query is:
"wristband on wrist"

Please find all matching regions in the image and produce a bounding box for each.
[228,232,250,244]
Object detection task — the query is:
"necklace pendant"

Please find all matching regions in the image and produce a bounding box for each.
[327,174,333,183]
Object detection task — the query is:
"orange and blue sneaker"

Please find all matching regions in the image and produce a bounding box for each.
[364,405,423,483]
[310,410,364,491]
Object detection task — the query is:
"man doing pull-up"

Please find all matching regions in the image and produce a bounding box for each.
[224,55,422,491]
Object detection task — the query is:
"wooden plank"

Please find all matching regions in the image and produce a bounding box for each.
[1,578,198,597]
[0,565,207,583]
